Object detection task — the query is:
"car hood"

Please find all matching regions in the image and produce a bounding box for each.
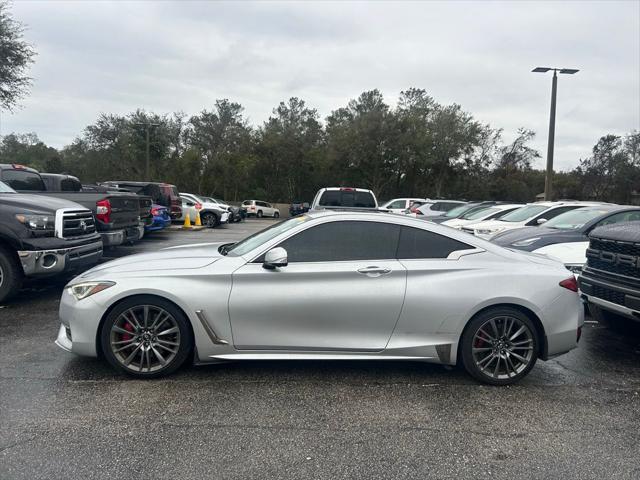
[77,242,225,278]
[492,226,585,251]
[468,219,515,230]
[0,193,86,213]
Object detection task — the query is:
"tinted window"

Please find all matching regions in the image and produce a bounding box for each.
[276,221,400,262]
[1,170,45,191]
[596,210,640,226]
[397,226,473,259]
[318,190,376,208]
[60,178,82,191]
[500,204,548,222]
[529,206,577,225]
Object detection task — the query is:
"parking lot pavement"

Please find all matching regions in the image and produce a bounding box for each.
[1,218,640,479]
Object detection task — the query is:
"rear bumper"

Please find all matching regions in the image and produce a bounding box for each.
[100,226,141,246]
[18,240,103,277]
[145,216,172,231]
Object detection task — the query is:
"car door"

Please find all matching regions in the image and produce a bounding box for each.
[264,202,275,216]
[228,220,407,351]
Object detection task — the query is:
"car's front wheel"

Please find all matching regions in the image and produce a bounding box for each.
[461,307,539,385]
[101,296,193,378]
[273,211,279,218]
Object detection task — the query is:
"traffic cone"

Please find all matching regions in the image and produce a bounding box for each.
[195,211,202,227]
[182,213,192,229]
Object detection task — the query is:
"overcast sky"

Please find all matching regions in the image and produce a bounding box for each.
[2,0,639,170]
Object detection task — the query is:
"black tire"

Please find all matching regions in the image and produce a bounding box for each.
[256,210,263,218]
[460,307,539,386]
[100,295,193,378]
[588,304,630,332]
[0,246,23,304]
[200,212,218,228]
[273,211,280,218]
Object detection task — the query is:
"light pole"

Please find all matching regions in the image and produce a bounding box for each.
[134,122,160,181]
[532,67,579,201]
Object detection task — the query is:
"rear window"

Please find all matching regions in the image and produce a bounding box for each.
[1,169,45,191]
[397,227,473,259]
[60,178,82,191]
[318,190,376,208]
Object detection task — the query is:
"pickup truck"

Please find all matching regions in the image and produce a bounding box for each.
[0,180,103,302]
[0,165,145,247]
[578,221,640,328]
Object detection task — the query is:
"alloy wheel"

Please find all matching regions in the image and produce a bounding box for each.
[109,305,181,373]
[471,315,535,380]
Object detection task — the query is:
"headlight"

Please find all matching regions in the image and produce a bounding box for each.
[66,281,115,300]
[15,214,55,231]
[476,227,503,235]
[565,264,583,274]
[512,237,541,247]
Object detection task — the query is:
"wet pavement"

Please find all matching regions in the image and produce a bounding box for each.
[1,219,640,479]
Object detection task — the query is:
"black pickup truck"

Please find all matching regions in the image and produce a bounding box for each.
[0,165,145,246]
[578,221,640,328]
[0,180,103,302]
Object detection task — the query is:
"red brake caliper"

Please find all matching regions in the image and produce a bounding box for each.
[122,322,134,341]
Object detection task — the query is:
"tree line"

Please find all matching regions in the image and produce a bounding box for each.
[0,89,638,204]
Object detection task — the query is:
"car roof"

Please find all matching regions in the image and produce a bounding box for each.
[319,187,375,193]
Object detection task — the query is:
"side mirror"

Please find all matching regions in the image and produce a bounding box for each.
[263,247,288,270]
[537,218,547,225]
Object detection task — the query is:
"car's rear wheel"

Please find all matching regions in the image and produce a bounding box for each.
[257,210,263,218]
[101,296,193,378]
[461,307,539,385]
[201,212,218,228]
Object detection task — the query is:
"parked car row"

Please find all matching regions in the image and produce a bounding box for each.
[0,163,280,303]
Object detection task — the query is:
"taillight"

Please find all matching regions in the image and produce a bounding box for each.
[195,202,202,210]
[151,207,160,216]
[340,187,355,192]
[96,199,111,223]
[410,206,421,213]
[559,276,578,292]
[249,205,255,210]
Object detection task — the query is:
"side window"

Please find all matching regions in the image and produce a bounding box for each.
[61,178,81,191]
[397,226,473,259]
[273,221,401,262]
[597,211,640,226]
[387,200,406,209]
[528,206,576,225]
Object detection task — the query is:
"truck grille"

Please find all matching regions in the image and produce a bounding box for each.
[589,284,626,307]
[588,238,640,279]
[61,210,96,238]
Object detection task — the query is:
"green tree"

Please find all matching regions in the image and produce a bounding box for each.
[0,1,36,111]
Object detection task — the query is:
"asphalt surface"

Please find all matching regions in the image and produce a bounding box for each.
[1,219,640,479]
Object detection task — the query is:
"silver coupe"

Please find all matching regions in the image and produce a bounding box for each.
[56,210,583,385]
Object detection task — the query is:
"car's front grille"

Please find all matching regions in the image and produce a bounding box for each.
[61,210,96,238]
[590,284,626,306]
[587,238,640,279]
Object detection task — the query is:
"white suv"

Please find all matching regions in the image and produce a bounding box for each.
[463,201,605,240]
[180,193,230,226]
[379,197,429,214]
[242,200,280,218]
[311,187,378,210]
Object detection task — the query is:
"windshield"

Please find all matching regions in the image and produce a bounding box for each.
[544,208,610,229]
[499,205,548,223]
[225,215,312,256]
[0,181,17,193]
[463,206,499,220]
[444,204,474,218]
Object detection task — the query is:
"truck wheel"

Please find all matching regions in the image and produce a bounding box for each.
[589,304,630,332]
[0,246,24,303]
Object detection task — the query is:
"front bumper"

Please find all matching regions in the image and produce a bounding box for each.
[220,212,229,224]
[56,288,103,357]
[18,240,103,277]
[578,272,640,321]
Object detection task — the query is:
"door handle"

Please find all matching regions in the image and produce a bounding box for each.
[357,266,392,277]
